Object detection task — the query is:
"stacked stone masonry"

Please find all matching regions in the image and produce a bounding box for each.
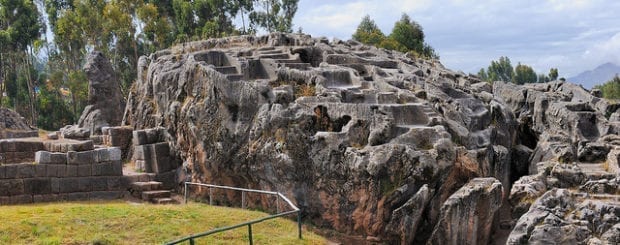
[132,127,178,189]
[0,146,126,205]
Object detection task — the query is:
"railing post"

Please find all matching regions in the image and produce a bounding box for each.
[189,238,195,245]
[242,191,246,209]
[298,211,302,239]
[209,187,213,205]
[184,182,188,204]
[248,224,253,245]
[276,194,279,214]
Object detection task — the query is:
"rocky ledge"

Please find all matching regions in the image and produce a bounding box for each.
[125,33,620,244]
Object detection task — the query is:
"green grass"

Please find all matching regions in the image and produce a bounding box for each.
[0,201,326,245]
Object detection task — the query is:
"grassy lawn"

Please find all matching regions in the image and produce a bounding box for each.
[0,201,326,245]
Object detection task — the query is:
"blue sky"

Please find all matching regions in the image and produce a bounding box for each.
[293,0,620,78]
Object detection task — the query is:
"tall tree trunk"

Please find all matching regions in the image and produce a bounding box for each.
[22,53,36,126]
[0,52,4,108]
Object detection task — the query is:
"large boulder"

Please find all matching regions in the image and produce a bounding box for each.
[428,178,503,245]
[76,51,123,135]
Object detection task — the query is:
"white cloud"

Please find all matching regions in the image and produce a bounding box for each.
[583,32,620,66]
[547,0,593,11]
[293,0,620,83]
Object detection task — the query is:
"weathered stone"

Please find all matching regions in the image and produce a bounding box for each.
[35,151,51,164]
[33,194,59,203]
[59,178,80,193]
[77,164,92,176]
[428,178,503,245]
[34,164,47,177]
[24,178,51,195]
[75,51,124,135]
[65,165,78,177]
[16,164,35,178]
[91,177,108,191]
[67,150,95,165]
[9,194,33,204]
[50,178,60,193]
[106,176,123,190]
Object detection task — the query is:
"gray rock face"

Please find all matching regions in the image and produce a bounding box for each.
[428,178,503,245]
[76,51,123,135]
[508,188,620,245]
[0,108,37,139]
[126,33,619,244]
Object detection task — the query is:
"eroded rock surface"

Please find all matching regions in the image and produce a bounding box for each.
[74,51,123,136]
[0,108,37,139]
[125,33,619,244]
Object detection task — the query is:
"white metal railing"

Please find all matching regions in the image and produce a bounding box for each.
[166,182,302,245]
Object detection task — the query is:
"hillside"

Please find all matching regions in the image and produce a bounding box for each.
[569,62,620,89]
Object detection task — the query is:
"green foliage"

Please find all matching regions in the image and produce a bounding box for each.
[538,73,550,83]
[352,15,385,45]
[352,14,437,59]
[389,13,424,53]
[487,56,514,82]
[4,0,303,129]
[513,63,537,85]
[549,68,559,81]
[594,75,620,100]
[480,57,560,85]
[249,0,298,33]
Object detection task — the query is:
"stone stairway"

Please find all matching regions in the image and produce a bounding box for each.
[130,180,176,204]
[255,48,312,70]
[577,163,617,181]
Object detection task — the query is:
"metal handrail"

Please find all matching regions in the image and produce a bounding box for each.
[165,182,302,245]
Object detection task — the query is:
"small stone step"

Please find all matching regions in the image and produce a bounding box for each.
[259,53,290,59]
[274,58,301,64]
[226,74,244,81]
[258,49,284,55]
[152,197,177,204]
[142,190,171,201]
[131,181,163,192]
[214,66,237,74]
[282,63,311,70]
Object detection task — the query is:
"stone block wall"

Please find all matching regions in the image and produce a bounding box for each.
[102,126,133,159]
[0,130,39,139]
[132,127,178,189]
[0,147,126,205]
[0,140,45,164]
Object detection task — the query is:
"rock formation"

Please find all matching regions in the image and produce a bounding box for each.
[63,51,123,139]
[125,33,620,244]
[0,108,38,139]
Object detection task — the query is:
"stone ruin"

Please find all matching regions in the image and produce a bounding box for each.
[0,51,176,205]
[61,51,124,140]
[0,108,38,139]
[125,33,620,244]
[1,32,620,244]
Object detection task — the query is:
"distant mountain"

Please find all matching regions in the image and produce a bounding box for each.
[569,62,620,89]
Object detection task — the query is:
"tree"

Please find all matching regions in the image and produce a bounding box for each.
[513,63,537,84]
[548,68,559,81]
[249,0,298,33]
[477,68,488,81]
[352,15,385,46]
[0,0,43,124]
[389,13,423,53]
[594,75,620,100]
[486,56,514,82]
[538,73,550,83]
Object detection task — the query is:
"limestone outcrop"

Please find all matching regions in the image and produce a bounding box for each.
[0,108,38,139]
[63,51,123,139]
[125,33,619,244]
